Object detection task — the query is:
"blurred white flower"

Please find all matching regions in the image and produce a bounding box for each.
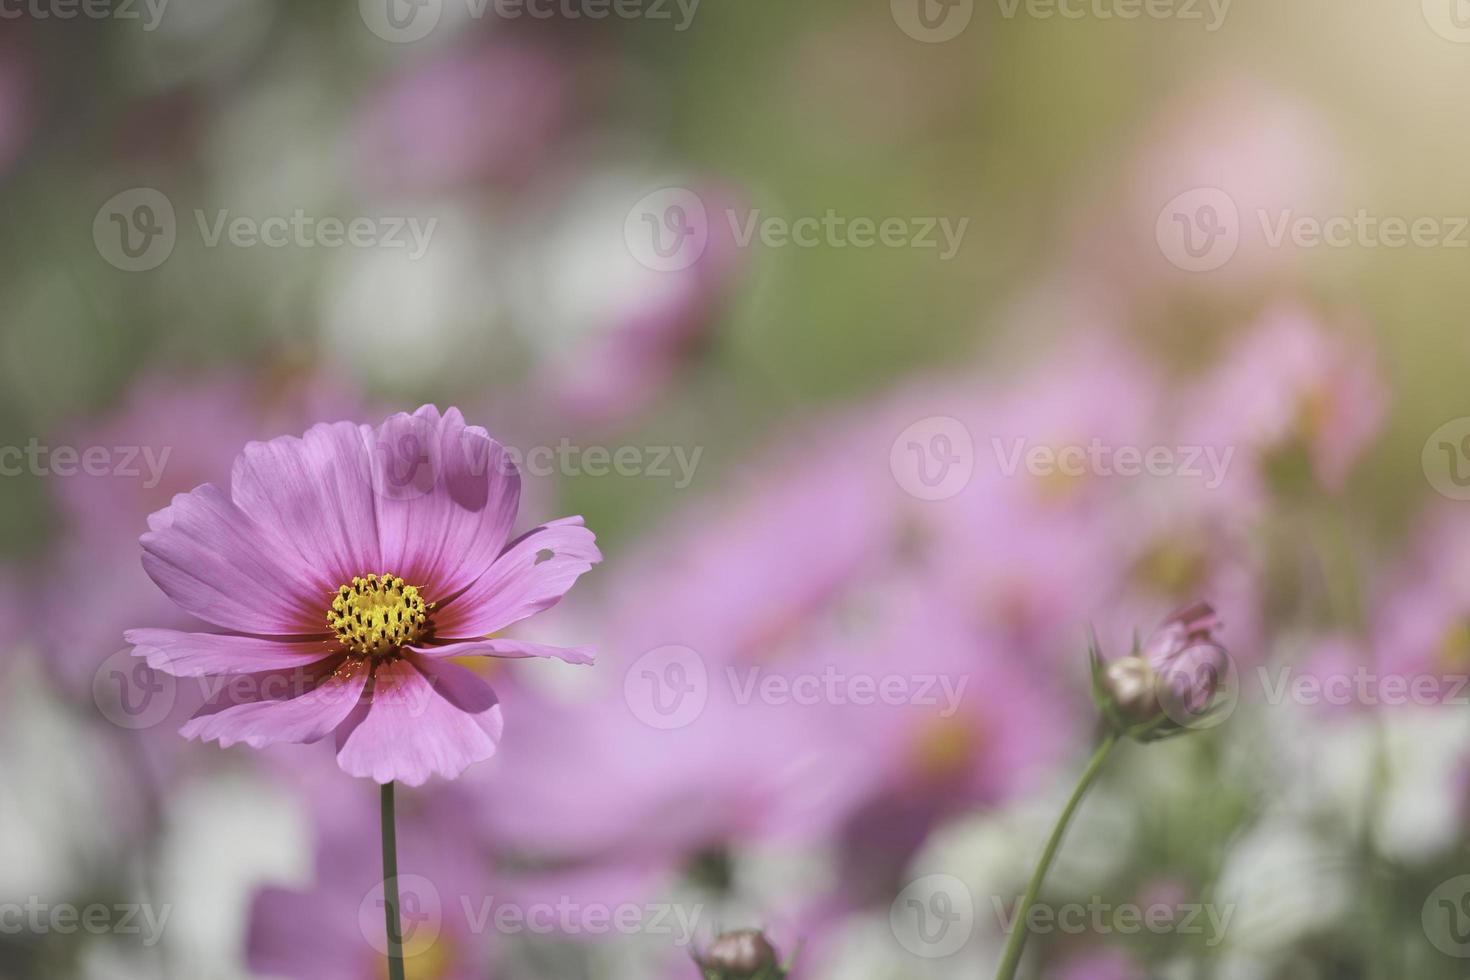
[318,212,505,390]
[154,773,310,980]
[1213,819,1351,956]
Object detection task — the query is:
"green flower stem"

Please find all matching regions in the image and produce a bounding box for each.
[993,732,1119,980]
[382,781,407,980]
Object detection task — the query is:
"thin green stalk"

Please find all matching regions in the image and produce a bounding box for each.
[994,732,1119,980]
[382,781,407,980]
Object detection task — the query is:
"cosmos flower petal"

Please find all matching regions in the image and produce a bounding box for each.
[409,637,596,666]
[370,405,521,600]
[433,517,601,639]
[180,658,368,750]
[334,655,503,786]
[140,483,326,635]
[230,420,383,590]
[126,628,337,678]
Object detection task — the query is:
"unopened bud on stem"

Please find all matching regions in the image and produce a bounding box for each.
[1090,602,1236,741]
[696,929,786,980]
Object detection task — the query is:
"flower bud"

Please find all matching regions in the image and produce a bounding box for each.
[696,929,785,979]
[1091,602,1235,741]
[1101,655,1160,726]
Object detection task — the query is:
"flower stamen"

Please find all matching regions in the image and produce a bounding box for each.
[327,573,433,658]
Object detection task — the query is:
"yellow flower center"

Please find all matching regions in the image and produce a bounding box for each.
[327,573,434,658]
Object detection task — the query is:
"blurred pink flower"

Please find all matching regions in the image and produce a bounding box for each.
[469,416,908,866]
[1181,303,1387,497]
[125,405,600,785]
[1095,475,1262,666]
[1054,947,1146,980]
[248,777,498,980]
[822,584,1073,906]
[907,331,1169,660]
[354,36,573,193]
[39,371,358,697]
[519,176,745,425]
[1075,76,1347,294]
[1352,506,1470,707]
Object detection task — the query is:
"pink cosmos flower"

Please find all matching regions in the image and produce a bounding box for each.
[124,405,601,786]
[1180,303,1386,498]
[1310,504,1470,711]
[248,769,500,980]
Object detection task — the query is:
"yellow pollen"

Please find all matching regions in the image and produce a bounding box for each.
[327,573,434,658]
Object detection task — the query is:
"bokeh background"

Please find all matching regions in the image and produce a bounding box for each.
[5,0,1470,977]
